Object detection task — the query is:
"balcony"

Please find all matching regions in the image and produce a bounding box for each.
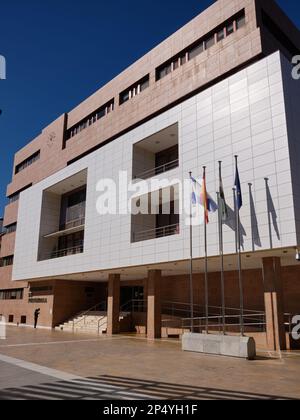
[37,169,87,261]
[48,243,84,260]
[132,223,180,243]
[131,184,180,243]
[134,159,179,180]
[132,123,179,181]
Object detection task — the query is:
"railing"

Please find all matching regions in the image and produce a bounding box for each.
[132,224,179,243]
[63,217,85,230]
[134,159,179,180]
[182,313,267,334]
[49,243,84,259]
[72,301,107,332]
[120,299,147,313]
[162,300,265,319]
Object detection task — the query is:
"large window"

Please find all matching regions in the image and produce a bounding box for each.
[5,223,17,234]
[15,151,40,175]
[0,255,14,267]
[7,184,32,204]
[0,288,23,300]
[60,187,86,230]
[120,75,150,105]
[65,99,114,142]
[156,9,246,81]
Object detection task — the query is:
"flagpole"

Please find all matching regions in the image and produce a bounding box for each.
[234,156,244,337]
[203,166,209,334]
[189,172,194,333]
[218,161,226,335]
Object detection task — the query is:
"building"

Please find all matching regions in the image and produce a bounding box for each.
[0,0,300,350]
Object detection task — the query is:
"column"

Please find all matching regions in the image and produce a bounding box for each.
[262,257,286,351]
[147,270,162,339]
[107,274,120,336]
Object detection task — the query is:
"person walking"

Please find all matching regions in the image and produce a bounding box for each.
[34,308,40,329]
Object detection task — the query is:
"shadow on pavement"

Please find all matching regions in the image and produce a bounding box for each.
[0,375,295,400]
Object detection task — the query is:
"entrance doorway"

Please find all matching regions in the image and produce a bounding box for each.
[120,286,144,308]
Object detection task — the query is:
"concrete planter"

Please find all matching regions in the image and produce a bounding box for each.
[182,333,256,360]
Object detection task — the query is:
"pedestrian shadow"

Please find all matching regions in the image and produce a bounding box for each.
[0,374,294,400]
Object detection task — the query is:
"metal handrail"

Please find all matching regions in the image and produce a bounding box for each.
[72,301,107,330]
[134,159,179,180]
[132,224,179,243]
[182,313,266,334]
[49,243,84,259]
[120,299,147,313]
[64,217,85,230]
[162,300,265,318]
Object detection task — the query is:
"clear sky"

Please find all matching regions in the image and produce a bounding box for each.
[0,0,299,217]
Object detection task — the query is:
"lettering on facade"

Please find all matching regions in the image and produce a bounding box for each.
[292,55,300,80]
[292,315,300,340]
[0,55,6,80]
[29,298,48,304]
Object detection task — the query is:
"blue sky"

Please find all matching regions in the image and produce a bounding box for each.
[0,0,299,216]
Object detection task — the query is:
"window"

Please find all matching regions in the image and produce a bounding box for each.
[205,35,215,50]
[226,22,234,36]
[15,151,40,174]
[189,43,204,60]
[30,286,53,294]
[236,14,246,30]
[8,315,14,323]
[20,316,27,324]
[217,29,225,42]
[119,75,150,105]
[65,99,114,142]
[0,255,14,267]
[155,9,246,81]
[0,289,23,300]
[60,187,86,230]
[5,223,17,234]
[7,184,32,204]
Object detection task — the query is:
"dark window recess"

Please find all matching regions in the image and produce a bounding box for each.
[15,151,40,174]
[155,145,179,173]
[120,75,150,105]
[156,201,179,238]
[4,223,17,234]
[0,289,23,300]
[261,10,300,58]
[0,255,14,267]
[59,187,86,230]
[66,99,114,142]
[8,315,14,323]
[7,184,32,204]
[156,9,246,81]
[20,316,27,324]
[30,286,53,294]
[50,231,84,259]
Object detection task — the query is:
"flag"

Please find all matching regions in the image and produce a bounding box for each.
[190,173,217,225]
[219,165,228,222]
[234,160,243,210]
[201,168,209,224]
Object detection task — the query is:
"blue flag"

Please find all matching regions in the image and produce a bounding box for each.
[235,161,242,210]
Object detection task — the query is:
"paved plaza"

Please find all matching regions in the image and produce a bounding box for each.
[0,327,299,400]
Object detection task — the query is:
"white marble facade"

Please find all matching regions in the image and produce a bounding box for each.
[12,51,299,281]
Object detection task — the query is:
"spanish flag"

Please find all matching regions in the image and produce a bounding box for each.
[201,167,209,224]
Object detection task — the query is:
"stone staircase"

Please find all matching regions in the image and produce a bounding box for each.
[55,311,131,335]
